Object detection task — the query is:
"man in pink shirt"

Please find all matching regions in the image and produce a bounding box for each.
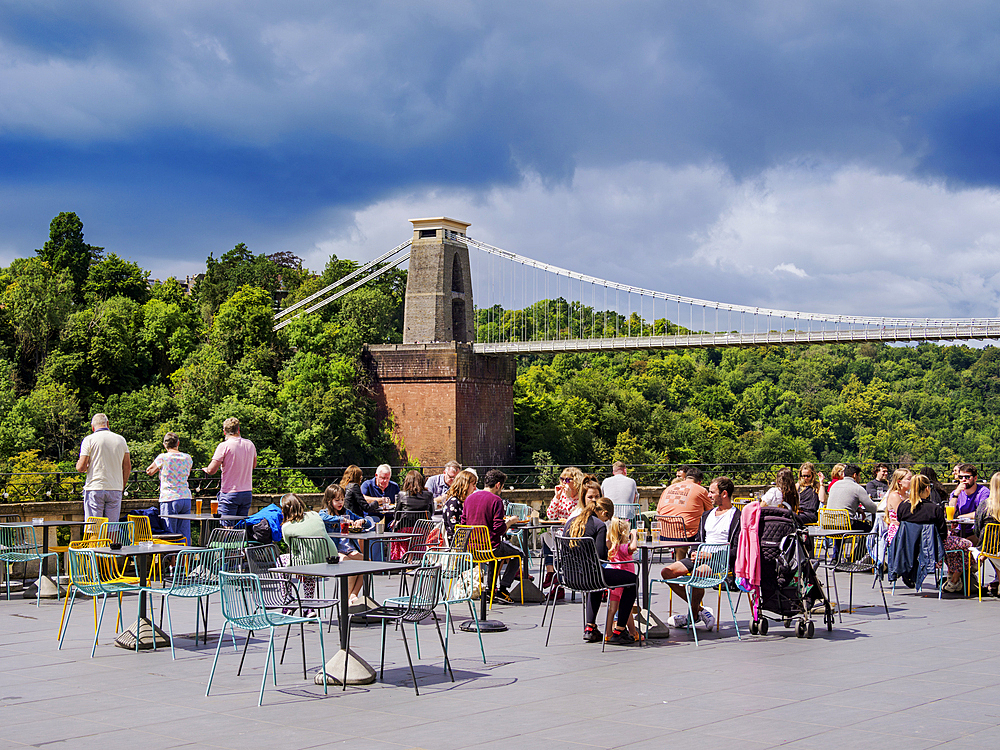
[203,417,257,524]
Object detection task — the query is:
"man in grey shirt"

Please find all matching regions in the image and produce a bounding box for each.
[601,461,639,505]
[826,464,877,530]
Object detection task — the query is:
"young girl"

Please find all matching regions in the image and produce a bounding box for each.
[605,517,640,642]
[316,484,368,605]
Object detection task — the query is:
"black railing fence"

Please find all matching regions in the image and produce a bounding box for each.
[0,462,978,503]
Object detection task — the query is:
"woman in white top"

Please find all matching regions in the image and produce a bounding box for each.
[145,432,193,544]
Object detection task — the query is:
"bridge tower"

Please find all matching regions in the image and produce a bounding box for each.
[366,218,516,469]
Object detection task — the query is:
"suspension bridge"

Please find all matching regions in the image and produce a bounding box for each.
[274,218,1000,352]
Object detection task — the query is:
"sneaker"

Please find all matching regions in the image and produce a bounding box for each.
[666,613,689,628]
[547,586,565,601]
[700,608,716,630]
[542,571,556,588]
[583,624,603,643]
[495,589,514,603]
[606,627,635,645]
[942,579,963,593]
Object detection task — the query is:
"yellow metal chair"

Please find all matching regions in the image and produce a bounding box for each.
[51,516,107,558]
[977,524,1000,602]
[456,525,524,610]
[818,508,852,564]
[57,538,119,642]
[128,515,186,583]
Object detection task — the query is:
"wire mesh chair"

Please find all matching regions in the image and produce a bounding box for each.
[458,525,523,610]
[450,525,474,553]
[655,515,688,541]
[97,520,139,582]
[207,527,248,572]
[129,514,186,583]
[818,508,853,563]
[825,530,889,621]
[57,538,116,642]
[58,548,142,657]
[0,514,23,524]
[655,542,740,646]
[389,512,431,562]
[613,503,641,523]
[207,571,328,706]
[344,564,453,695]
[0,524,62,607]
[546,536,637,651]
[977,524,1000,602]
[141,547,223,658]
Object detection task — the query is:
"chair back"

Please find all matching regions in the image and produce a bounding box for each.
[819,508,852,531]
[207,527,248,571]
[614,503,640,522]
[65,548,106,596]
[835,531,877,572]
[129,515,154,542]
[243,543,296,607]
[423,550,475,602]
[685,543,730,586]
[0,524,41,560]
[982,524,1000,557]
[506,503,533,521]
[288,536,332,565]
[450,525,474,552]
[461,526,497,565]
[393,510,430,531]
[83,517,107,541]
[732,498,751,511]
[0,514,24,524]
[69,538,112,550]
[219,571,273,630]
[100,520,134,547]
[553,536,608,594]
[402,518,436,562]
[244,543,281,576]
[165,547,223,594]
[399,565,443,623]
[655,514,687,541]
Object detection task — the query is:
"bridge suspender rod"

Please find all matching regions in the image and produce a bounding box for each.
[273,251,410,331]
[274,239,412,322]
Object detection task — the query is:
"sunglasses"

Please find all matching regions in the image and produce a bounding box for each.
[800,473,813,479]
[560,477,572,484]
[959,475,973,480]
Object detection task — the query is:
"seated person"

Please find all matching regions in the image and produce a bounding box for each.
[826,464,877,531]
[950,464,989,540]
[972,472,1000,596]
[461,468,523,603]
[279,492,338,603]
[898,475,970,593]
[314,485,367,606]
[660,476,741,630]
[340,464,382,520]
[442,470,478,541]
[361,463,400,508]
[393,470,434,529]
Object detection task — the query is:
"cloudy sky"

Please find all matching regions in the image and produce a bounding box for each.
[3,1,1000,320]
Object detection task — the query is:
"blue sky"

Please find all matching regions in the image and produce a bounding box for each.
[3,1,1000,319]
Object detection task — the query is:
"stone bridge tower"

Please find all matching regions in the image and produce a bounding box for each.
[366,218,516,470]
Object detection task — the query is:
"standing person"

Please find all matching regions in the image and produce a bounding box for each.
[461,469,523,603]
[145,432,193,544]
[796,462,826,524]
[426,460,461,503]
[361,464,399,508]
[601,461,639,506]
[77,413,131,522]
[203,417,256,525]
[949,464,988,540]
[866,464,890,502]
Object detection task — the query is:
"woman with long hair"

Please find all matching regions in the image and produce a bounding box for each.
[541,467,586,589]
[317,484,366,602]
[796,462,825,525]
[145,432,194,545]
[442,470,478,541]
[564,496,638,645]
[761,468,800,517]
[883,468,913,546]
[919,467,948,509]
[393,470,434,526]
[340,464,382,520]
[827,463,845,494]
[971,473,1000,596]
[898,475,970,592]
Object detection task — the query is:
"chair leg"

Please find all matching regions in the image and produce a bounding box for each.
[258,630,274,707]
[379,619,387,680]
[433,612,455,682]
[93,593,109,658]
[164,597,176,659]
[316,615,328,695]
[398,622,420,696]
[829,571,842,623]
[544,589,558,647]
[343,615,354,691]
[876,571,890,620]
[686,586,699,647]
[237,630,253,676]
[467,599,486,664]
[58,589,78,651]
[725,587,741,640]
[57,582,74,641]
[206,622,229,696]
[299,623,307,680]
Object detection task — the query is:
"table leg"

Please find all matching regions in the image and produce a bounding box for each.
[114,554,170,650]
[462,562,507,633]
[31,525,62,599]
[315,574,376,686]
[638,546,669,639]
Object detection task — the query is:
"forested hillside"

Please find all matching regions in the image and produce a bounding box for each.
[3,212,1000,491]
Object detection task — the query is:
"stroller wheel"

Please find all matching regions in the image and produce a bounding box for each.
[825,602,834,631]
[758,617,769,636]
[806,620,815,639]
[749,620,759,635]
[795,621,805,638]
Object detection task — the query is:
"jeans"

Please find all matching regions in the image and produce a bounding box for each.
[83,490,122,523]
[218,490,252,527]
[160,497,192,545]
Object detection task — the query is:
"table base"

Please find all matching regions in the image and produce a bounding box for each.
[23,575,62,599]
[114,617,171,650]
[508,579,545,603]
[314,648,376,685]
[461,619,507,633]
[636,608,670,639]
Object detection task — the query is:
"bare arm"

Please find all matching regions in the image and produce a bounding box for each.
[76,454,90,473]
[122,453,132,487]
[145,459,160,476]
[203,458,222,475]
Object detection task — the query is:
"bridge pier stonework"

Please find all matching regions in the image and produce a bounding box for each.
[365,218,516,468]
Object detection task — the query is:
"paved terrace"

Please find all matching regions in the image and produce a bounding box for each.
[1,573,997,750]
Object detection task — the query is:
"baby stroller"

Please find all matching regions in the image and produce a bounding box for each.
[746,507,833,638]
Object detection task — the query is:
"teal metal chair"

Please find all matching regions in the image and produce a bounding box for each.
[58,548,141,657]
[384,550,486,666]
[656,542,740,646]
[613,503,641,523]
[0,524,61,606]
[142,547,223,658]
[207,571,328,706]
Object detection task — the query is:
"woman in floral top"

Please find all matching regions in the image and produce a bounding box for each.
[145,432,193,544]
[541,467,585,589]
[442,470,479,542]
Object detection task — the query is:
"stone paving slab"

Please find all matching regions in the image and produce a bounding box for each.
[1,570,998,749]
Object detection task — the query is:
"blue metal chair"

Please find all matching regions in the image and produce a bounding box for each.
[142,547,223,658]
[207,571,328,706]
[656,542,741,646]
[58,548,141,657]
[0,524,62,607]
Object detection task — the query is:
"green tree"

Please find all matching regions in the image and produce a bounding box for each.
[197,244,280,321]
[84,252,150,304]
[209,285,275,365]
[35,212,103,301]
[0,257,74,377]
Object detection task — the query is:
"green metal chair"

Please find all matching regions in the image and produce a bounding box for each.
[0,524,61,607]
[58,548,141,657]
[656,542,740,646]
[207,571,328,707]
[142,547,223,659]
[206,527,248,572]
[288,536,338,604]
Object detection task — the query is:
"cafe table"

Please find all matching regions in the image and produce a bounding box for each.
[636,538,691,639]
[327,530,419,609]
[270,559,416,685]
[0,519,88,598]
[91,543,202,650]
